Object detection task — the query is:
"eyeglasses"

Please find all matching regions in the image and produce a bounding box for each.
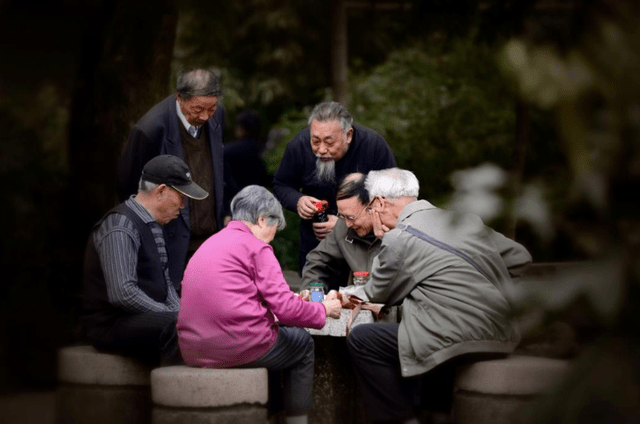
[337,199,373,222]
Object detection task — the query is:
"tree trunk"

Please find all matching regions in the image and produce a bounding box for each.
[505,98,530,238]
[67,0,178,245]
[331,0,348,106]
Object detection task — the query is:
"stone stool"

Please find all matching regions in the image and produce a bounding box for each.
[151,365,269,424]
[454,355,571,424]
[56,345,153,424]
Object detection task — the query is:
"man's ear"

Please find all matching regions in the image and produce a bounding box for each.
[345,128,354,144]
[155,184,168,198]
[371,195,384,212]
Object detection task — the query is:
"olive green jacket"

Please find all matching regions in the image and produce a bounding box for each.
[300,219,382,292]
[365,200,531,377]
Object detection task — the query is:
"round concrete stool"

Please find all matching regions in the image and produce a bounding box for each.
[58,345,151,385]
[151,365,269,424]
[454,355,571,424]
[56,345,153,424]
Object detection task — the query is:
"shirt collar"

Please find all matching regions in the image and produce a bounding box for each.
[175,100,199,133]
[126,195,157,224]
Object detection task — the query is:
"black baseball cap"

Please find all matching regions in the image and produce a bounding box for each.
[141,155,209,200]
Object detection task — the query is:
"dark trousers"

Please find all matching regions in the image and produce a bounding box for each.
[87,311,183,367]
[347,323,456,423]
[240,326,315,416]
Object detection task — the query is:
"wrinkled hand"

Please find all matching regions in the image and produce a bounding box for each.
[371,210,390,238]
[295,290,311,301]
[322,299,342,319]
[297,196,322,220]
[312,214,338,240]
[325,290,339,301]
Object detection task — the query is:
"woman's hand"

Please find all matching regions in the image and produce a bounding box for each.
[325,290,339,301]
[322,299,342,318]
[295,290,311,301]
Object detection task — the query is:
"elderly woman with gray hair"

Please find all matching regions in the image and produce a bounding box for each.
[177,185,341,424]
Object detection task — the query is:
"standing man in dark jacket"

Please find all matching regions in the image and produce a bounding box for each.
[84,155,208,366]
[117,68,234,290]
[347,168,532,424]
[273,101,396,272]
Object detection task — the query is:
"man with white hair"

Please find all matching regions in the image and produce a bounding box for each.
[273,101,396,272]
[347,168,532,424]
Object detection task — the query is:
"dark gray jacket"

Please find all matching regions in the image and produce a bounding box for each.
[300,219,382,292]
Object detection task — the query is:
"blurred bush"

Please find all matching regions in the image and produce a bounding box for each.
[448,1,640,422]
[349,37,519,204]
[264,33,574,267]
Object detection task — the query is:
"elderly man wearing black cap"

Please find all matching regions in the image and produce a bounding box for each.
[83,155,208,366]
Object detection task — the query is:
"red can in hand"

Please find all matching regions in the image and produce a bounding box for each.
[313,200,329,223]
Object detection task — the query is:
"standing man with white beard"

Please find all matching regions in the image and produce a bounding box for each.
[273,101,396,272]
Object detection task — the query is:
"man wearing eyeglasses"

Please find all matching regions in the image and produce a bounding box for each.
[300,173,380,292]
[346,168,532,424]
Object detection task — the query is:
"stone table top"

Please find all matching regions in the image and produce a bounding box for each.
[307,306,399,337]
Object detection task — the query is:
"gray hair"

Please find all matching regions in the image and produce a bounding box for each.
[307,101,353,135]
[336,173,369,204]
[176,68,221,101]
[231,185,286,231]
[365,168,420,199]
[138,178,158,193]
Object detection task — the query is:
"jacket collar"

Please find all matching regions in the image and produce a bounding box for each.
[345,228,378,246]
[397,200,437,224]
[167,95,221,146]
[226,220,252,233]
[167,96,180,149]
[336,218,378,246]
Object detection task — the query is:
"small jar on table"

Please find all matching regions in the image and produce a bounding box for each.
[352,271,370,286]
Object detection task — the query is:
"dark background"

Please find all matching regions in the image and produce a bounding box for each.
[2,0,636,406]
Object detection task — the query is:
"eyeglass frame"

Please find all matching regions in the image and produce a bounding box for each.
[337,198,374,222]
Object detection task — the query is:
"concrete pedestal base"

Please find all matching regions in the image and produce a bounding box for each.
[152,405,268,424]
[454,355,571,424]
[309,336,367,424]
[56,345,153,424]
[57,384,151,424]
[151,366,269,424]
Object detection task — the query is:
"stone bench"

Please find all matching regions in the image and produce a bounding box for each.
[56,345,153,424]
[151,365,269,424]
[454,355,571,424]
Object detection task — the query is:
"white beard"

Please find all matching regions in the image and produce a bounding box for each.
[315,157,336,183]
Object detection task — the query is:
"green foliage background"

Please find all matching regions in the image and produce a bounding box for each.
[264,35,570,268]
[349,37,518,203]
